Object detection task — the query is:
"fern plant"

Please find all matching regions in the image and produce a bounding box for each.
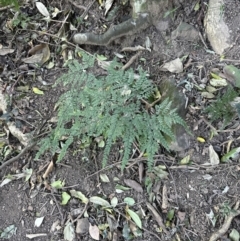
[205,86,239,128]
[36,53,186,170]
[0,0,19,9]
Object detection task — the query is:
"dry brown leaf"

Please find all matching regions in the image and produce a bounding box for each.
[28,43,45,55]
[89,224,99,240]
[209,145,220,165]
[124,179,143,193]
[153,180,161,194]
[0,48,15,56]
[27,43,50,64]
[41,44,50,64]
[22,54,43,64]
[146,202,168,234]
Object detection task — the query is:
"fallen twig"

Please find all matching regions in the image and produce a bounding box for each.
[73,203,88,223]
[0,5,11,11]
[146,202,169,235]
[202,117,240,133]
[0,141,37,171]
[122,51,142,71]
[50,190,65,225]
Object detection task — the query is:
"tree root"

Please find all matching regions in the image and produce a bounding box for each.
[209,201,240,241]
[73,13,151,46]
[73,0,151,46]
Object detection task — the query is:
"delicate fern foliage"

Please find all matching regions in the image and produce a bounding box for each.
[36,53,187,170]
[0,0,19,9]
[205,86,239,127]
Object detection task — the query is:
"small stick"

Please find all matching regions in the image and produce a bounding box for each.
[73,203,88,223]
[0,142,36,171]
[198,32,208,49]
[50,190,65,225]
[122,51,142,71]
[202,117,240,133]
[86,161,122,179]
[0,5,11,11]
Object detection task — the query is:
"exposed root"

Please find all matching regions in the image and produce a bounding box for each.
[73,0,153,46]
[73,13,151,46]
[209,201,240,241]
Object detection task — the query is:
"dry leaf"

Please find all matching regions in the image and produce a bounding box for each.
[22,54,43,64]
[201,92,215,99]
[33,87,44,95]
[197,137,205,143]
[50,220,60,233]
[160,58,183,73]
[146,202,168,234]
[64,222,75,241]
[28,43,50,64]
[89,224,100,240]
[178,211,186,222]
[36,2,50,17]
[209,78,228,87]
[124,179,143,193]
[209,145,220,165]
[0,48,14,56]
[34,217,44,227]
[104,0,114,16]
[7,122,31,146]
[28,43,45,55]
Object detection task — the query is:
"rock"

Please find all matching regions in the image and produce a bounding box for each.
[171,22,199,42]
[159,79,190,151]
[154,20,169,32]
[204,0,230,54]
[223,65,240,88]
[76,218,89,234]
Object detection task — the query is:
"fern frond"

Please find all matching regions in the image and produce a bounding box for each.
[205,86,238,127]
[37,53,187,169]
[0,0,19,8]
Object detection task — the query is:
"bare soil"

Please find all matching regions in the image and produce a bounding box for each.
[0,0,240,241]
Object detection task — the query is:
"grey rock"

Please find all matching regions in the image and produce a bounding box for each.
[76,218,89,234]
[171,22,199,42]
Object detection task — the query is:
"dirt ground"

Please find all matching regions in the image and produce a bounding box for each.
[0,0,240,240]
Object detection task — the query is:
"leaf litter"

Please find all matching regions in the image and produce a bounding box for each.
[0,1,239,240]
